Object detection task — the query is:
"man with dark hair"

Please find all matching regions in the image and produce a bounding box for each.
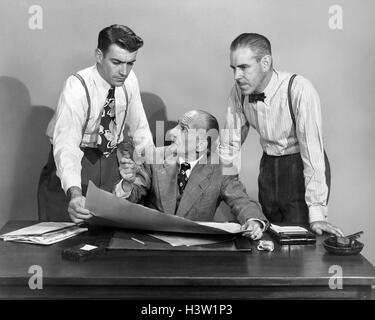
[114,110,268,240]
[38,24,153,223]
[220,33,343,236]
[97,25,144,54]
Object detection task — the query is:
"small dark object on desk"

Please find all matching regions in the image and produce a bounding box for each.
[62,243,106,262]
[268,227,316,245]
[234,236,252,251]
[323,231,364,255]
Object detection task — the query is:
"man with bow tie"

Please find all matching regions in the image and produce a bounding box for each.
[114,110,268,240]
[219,33,343,237]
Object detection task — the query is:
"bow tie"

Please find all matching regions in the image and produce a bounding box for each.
[248,92,266,103]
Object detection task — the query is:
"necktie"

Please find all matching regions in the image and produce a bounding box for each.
[177,162,191,195]
[248,92,266,103]
[97,87,117,158]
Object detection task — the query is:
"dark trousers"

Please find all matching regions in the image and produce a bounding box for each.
[258,152,330,226]
[37,146,120,221]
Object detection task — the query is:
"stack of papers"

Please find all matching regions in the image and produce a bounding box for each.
[0,222,88,245]
[148,232,232,247]
[196,221,242,234]
[270,224,309,234]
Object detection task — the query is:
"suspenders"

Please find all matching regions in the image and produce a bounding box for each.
[287,74,298,127]
[236,74,331,203]
[287,74,331,203]
[73,73,129,147]
[73,74,91,142]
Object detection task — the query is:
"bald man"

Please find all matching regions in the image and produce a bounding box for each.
[114,110,268,240]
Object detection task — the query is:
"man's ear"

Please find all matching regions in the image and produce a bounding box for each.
[196,139,208,153]
[260,55,272,72]
[95,48,103,64]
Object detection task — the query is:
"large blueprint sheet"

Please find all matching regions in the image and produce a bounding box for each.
[85,181,241,235]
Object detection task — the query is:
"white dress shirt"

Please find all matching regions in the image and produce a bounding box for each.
[46,64,154,193]
[220,70,328,223]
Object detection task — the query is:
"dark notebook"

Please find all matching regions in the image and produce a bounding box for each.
[268,224,316,245]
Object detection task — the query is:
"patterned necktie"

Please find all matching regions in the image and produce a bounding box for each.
[97,87,117,158]
[248,92,266,103]
[177,162,191,195]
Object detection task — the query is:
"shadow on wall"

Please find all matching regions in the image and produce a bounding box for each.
[141,91,233,222]
[141,91,177,146]
[0,76,53,228]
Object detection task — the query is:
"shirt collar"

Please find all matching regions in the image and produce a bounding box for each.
[93,64,112,92]
[262,70,279,104]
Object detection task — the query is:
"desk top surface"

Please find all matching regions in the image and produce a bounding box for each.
[1,221,375,287]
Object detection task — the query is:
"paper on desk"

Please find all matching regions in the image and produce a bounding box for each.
[2,226,88,245]
[85,181,242,235]
[0,222,88,245]
[270,224,308,233]
[0,222,76,238]
[148,233,232,247]
[197,222,241,233]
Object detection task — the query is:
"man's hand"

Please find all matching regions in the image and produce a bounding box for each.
[119,157,137,184]
[67,187,92,223]
[310,221,344,237]
[241,220,263,240]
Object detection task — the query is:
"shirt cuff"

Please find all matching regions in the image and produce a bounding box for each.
[308,205,328,223]
[62,175,82,195]
[113,179,132,199]
[247,218,267,231]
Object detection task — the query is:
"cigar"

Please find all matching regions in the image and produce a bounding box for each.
[344,231,363,240]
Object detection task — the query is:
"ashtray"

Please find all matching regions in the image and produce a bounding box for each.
[323,237,364,255]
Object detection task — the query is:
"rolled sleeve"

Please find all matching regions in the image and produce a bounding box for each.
[52,76,87,193]
[293,77,329,223]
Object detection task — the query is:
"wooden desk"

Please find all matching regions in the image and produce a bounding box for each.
[0,221,374,299]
